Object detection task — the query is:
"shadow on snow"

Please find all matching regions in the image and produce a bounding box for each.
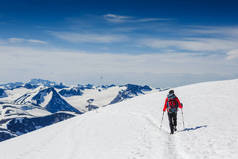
[180,125,208,132]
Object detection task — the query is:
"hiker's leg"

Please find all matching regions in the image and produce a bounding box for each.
[168,113,174,134]
[173,112,177,131]
[174,112,177,127]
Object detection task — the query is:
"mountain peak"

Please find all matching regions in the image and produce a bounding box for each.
[27,79,57,87]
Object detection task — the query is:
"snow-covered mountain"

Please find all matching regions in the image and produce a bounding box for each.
[0,128,17,142]
[0,103,75,138]
[0,79,237,159]
[0,79,157,142]
[58,87,83,97]
[25,78,57,87]
[0,88,7,98]
[0,82,24,90]
[110,84,152,104]
[2,80,156,113]
[6,112,75,136]
[14,87,82,113]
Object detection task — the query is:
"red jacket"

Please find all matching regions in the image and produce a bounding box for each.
[163,96,183,112]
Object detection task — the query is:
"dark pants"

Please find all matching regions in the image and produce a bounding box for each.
[168,112,177,134]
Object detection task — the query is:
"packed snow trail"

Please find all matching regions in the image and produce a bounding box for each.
[0,79,238,159]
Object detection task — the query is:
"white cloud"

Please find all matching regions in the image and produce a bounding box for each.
[136,18,168,22]
[27,39,47,44]
[8,38,25,43]
[51,32,128,43]
[185,26,238,37]
[103,13,165,23]
[227,49,238,60]
[8,38,47,44]
[0,45,237,87]
[140,38,238,52]
[103,14,131,23]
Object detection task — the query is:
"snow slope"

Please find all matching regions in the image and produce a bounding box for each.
[64,86,127,110]
[0,79,238,159]
[0,80,156,141]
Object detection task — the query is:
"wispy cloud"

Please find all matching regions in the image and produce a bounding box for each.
[140,38,237,52]
[138,25,238,61]
[0,45,236,86]
[103,14,131,23]
[227,49,238,60]
[8,38,25,43]
[0,46,234,76]
[27,39,47,44]
[103,13,167,23]
[184,26,238,37]
[51,32,128,43]
[8,38,47,44]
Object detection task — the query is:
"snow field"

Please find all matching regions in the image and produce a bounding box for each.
[0,79,238,159]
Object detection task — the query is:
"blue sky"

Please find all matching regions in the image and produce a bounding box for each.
[0,0,238,87]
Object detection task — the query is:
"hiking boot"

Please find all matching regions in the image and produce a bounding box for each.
[170,129,174,134]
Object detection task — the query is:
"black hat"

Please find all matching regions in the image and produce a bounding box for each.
[169,90,174,94]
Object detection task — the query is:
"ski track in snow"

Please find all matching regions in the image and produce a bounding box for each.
[130,112,189,159]
[1,79,238,159]
[128,113,158,159]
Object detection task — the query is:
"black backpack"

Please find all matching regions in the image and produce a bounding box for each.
[167,94,178,113]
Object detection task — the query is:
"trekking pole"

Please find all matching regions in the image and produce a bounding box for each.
[160,111,165,129]
[181,108,185,129]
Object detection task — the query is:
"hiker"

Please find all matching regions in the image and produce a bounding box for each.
[163,90,183,134]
